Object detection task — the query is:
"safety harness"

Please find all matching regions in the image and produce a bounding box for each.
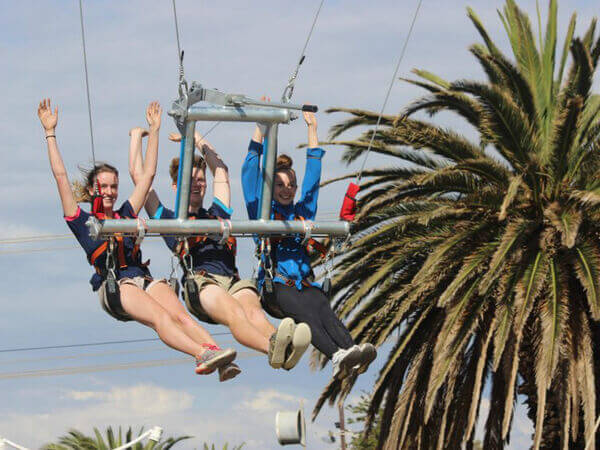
[175,215,237,325]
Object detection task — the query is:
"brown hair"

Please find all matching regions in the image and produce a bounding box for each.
[72,163,119,203]
[169,155,206,184]
[275,154,295,175]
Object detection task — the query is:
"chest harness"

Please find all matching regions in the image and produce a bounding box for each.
[175,215,237,324]
[261,212,332,297]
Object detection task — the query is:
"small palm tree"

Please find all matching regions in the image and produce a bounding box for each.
[42,426,191,450]
[312,1,600,449]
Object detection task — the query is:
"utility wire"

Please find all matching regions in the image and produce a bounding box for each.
[0,234,72,245]
[356,0,423,182]
[0,332,231,354]
[0,351,258,381]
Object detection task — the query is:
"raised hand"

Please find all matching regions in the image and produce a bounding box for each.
[303,110,317,128]
[168,132,183,142]
[145,101,162,131]
[38,98,58,132]
[129,127,149,137]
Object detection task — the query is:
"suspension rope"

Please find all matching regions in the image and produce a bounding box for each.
[356,0,423,182]
[171,0,182,62]
[78,0,96,169]
[281,0,325,102]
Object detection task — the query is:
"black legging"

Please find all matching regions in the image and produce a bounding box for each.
[264,283,355,359]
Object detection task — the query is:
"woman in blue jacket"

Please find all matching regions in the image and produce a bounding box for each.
[242,110,376,379]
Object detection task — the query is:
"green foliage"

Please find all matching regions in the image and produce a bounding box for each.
[312,1,600,449]
[42,426,192,450]
[347,394,382,450]
[201,444,245,450]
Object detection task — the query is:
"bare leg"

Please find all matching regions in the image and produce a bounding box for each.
[120,284,204,357]
[147,281,217,347]
[232,288,276,339]
[200,285,269,354]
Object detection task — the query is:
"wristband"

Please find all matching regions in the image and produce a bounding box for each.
[45,135,56,139]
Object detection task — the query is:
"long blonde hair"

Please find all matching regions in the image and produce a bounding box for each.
[72,163,119,203]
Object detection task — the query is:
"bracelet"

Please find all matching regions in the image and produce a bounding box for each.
[45,135,56,139]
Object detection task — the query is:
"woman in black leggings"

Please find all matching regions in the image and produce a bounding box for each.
[242,110,376,379]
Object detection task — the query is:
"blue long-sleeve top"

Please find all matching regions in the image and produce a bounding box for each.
[242,139,325,290]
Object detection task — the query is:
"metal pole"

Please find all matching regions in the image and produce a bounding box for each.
[175,120,196,219]
[185,106,291,123]
[87,217,349,239]
[338,402,347,450]
[260,124,279,220]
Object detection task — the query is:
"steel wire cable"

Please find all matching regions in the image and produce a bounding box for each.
[356,0,424,182]
[78,0,97,169]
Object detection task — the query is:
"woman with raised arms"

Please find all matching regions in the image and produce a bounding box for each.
[38,98,238,380]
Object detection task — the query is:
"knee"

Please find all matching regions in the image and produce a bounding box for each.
[174,312,195,329]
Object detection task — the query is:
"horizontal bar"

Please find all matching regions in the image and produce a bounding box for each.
[184,105,291,123]
[86,217,350,239]
[241,98,318,113]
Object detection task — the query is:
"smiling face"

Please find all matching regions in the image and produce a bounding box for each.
[88,170,119,212]
[172,166,206,209]
[274,169,297,205]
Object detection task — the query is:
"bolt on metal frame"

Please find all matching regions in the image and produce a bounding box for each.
[87,82,349,240]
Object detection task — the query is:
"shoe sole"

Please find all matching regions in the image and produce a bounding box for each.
[355,344,377,375]
[196,348,237,375]
[334,346,362,380]
[282,323,312,370]
[219,363,242,382]
[270,318,295,369]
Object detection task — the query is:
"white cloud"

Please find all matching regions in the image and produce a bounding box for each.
[237,388,307,413]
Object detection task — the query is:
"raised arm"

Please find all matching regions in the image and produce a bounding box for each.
[296,111,324,220]
[128,102,161,214]
[242,134,264,220]
[168,131,231,208]
[37,98,78,217]
[128,127,161,217]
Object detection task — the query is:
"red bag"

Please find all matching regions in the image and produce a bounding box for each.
[339,182,360,221]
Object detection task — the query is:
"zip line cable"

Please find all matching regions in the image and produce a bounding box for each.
[78,0,97,169]
[0,234,72,245]
[356,0,423,182]
[281,0,325,103]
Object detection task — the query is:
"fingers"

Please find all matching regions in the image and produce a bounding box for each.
[168,132,182,142]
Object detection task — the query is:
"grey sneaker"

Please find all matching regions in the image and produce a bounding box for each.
[195,345,237,375]
[218,362,242,382]
[354,343,377,374]
[282,322,312,370]
[332,345,362,380]
[268,318,295,369]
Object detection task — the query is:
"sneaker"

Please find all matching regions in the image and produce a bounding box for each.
[354,343,377,374]
[282,322,312,370]
[218,362,242,382]
[332,345,362,380]
[268,318,295,369]
[195,345,237,375]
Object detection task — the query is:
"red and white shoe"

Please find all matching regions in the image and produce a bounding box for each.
[195,344,237,375]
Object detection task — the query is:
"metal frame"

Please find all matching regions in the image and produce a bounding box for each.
[86,82,349,240]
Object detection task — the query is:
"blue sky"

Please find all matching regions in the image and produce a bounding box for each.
[1,0,598,448]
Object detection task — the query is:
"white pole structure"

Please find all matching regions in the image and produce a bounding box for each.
[87,83,343,240]
[87,216,349,239]
[111,426,163,450]
[0,437,30,450]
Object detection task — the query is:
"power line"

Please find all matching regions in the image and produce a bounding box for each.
[0,351,259,381]
[0,332,231,354]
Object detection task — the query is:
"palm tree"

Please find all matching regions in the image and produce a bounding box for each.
[42,426,191,450]
[311,1,600,449]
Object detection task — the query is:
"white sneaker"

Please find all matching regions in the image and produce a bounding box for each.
[268,318,295,369]
[332,346,362,380]
[354,343,377,374]
[282,322,312,370]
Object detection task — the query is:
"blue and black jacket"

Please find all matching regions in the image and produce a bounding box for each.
[241,139,325,291]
